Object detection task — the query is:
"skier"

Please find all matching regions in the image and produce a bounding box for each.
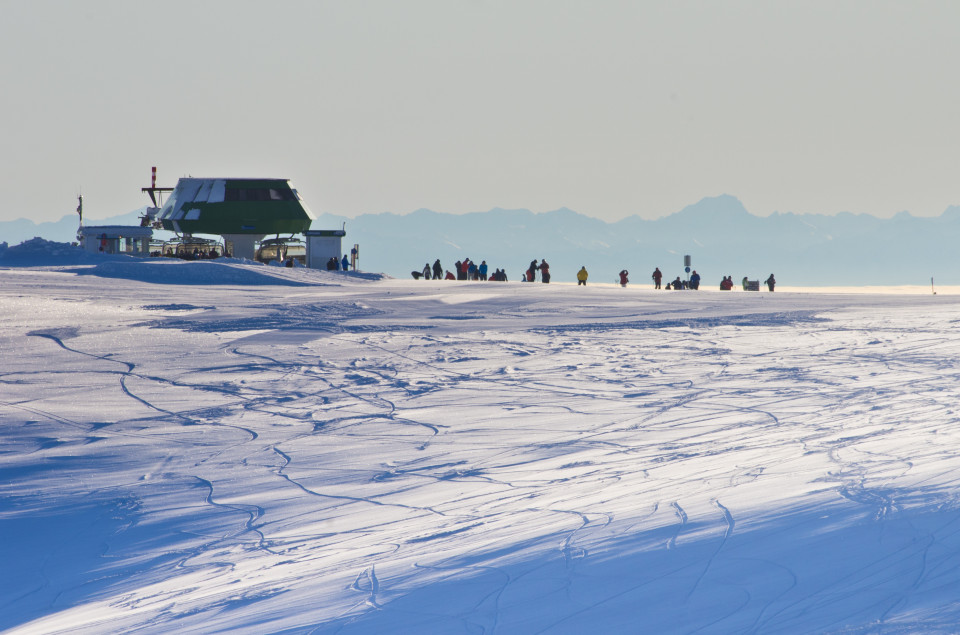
[619,269,629,287]
[765,273,776,292]
[652,267,662,289]
[577,266,589,286]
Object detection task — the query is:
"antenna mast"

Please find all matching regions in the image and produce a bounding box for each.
[140,166,174,228]
[142,166,173,206]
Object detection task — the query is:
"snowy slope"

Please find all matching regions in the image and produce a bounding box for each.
[3,245,960,633]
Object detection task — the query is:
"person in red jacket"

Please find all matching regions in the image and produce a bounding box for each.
[652,267,662,289]
[619,269,629,287]
[539,260,551,283]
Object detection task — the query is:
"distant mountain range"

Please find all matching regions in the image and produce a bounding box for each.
[2,195,957,285]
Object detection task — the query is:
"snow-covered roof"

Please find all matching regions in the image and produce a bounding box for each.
[157,178,314,236]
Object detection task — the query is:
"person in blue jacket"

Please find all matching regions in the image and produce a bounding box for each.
[341,254,350,271]
[690,270,701,290]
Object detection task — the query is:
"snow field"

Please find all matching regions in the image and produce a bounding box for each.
[3,261,960,633]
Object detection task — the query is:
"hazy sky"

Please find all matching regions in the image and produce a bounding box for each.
[2,0,958,224]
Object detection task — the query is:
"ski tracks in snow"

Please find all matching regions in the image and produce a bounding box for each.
[9,278,960,632]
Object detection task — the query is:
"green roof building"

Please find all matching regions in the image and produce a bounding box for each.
[158,178,315,259]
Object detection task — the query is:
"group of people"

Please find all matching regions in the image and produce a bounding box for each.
[716,274,775,291]
[661,269,700,290]
[412,258,509,281]
[525,259,551,283]
[412,259,777,291]
[325,255,350,271]
[152,247,227,260]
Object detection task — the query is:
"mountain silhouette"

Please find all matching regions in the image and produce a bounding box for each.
[2,197,956,285]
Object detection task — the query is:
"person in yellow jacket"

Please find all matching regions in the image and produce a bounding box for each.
[577,266,589,286]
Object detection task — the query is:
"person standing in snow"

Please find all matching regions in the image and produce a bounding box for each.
[432,259,443,280]
[690,270,701,290]
[342,255,350,271]
[539,260,551,283]
[619,269,629,287]
[652,267,662,289]
[577,266,589,286]
[765,273,776,291]
[527,259,539,282]
[478,260,488,281]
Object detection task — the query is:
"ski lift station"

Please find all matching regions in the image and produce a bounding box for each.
[153,177,327,261]
[79,171,349,268]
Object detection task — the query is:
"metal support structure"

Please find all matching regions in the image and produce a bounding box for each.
[141,166,174,207]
